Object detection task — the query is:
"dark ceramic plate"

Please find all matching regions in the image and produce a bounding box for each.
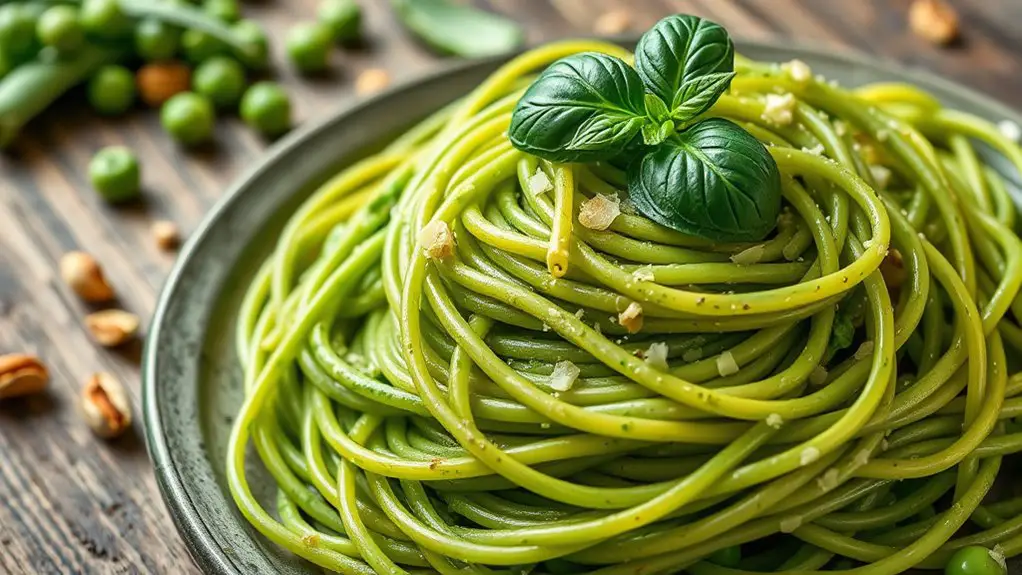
[143,41,1022,575]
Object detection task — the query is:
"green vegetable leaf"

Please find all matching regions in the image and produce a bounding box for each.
[627,118,782,242]
[642,119,674,146]
[825,305,857,362]
[644,93,671,122]
[634,14,734,121]
[509,52,649,163]
[389,0,523,58]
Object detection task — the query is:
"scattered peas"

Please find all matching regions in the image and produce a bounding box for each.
[192,56,246,109]
[89,147,141,203]
[181,29,227,64]
[318,0,362,44]
[87,65,137,116]
[231,19,269,70]
[285,22,333,74]
[709,545,741,568]
[135,19,181,62]
[945,546,1007,575]
[161,92,216,145]
[37,6,84,55]
[0,4,38,60]
[240,81,291,138]
[204,0,241,23]
[80,0,133,39]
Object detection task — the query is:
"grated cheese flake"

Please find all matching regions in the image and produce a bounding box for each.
[784,59,812,83]
[632,265,656,282]
[800,446,821,466]
[418,220,455,260]
[644,342,669,371]
[870,165,892,190]
[528,168,553,196]
[549,361,580,392]
[579,193,621,231]
[766,413,784,429]
[803,143,825,156]
[810,366,829,386]
[990,546,1007,571]
[997,119,1022,142]
[574,308,585,320]
[854,341,875,361]
[716,351,740,377]
[762,93,796,126]
[731,244,765,265]
[618,302,643,334]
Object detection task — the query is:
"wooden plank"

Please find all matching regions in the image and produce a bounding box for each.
[1,1,1021,573]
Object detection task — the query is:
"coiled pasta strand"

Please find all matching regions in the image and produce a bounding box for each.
[226,40,1022,574]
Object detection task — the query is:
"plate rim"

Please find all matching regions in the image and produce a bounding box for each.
[141,38,1022,575]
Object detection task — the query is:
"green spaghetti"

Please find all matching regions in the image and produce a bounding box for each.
[226,15,1022,575]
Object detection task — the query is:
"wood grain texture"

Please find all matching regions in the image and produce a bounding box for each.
[0,0,1019,573]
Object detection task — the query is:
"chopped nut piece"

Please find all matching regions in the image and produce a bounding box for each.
[716,351,739,377]
[85,309,140,347]
[418,220,455,260]
[998,120,1022,142]
[81,372,132,439]
[355,68,391,95]
[527,168,552,196]
[783,59,812,83]
[152,220,180,251]
[136,62,191,107]
[766,413,784,429]
[644,342,669,371]
[60,251,115,302]
[909,0,959,45]
[593,9,631,35]
[549,361,580,392]
[578,193,621,231]
[762,93,796,126]
[0,354,49,400]
[800,446,821,466]
[618,302,643,334]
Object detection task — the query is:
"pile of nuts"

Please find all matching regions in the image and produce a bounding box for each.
[0,251,141,439]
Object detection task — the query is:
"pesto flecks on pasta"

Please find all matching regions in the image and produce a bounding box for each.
[226,16,1022,575]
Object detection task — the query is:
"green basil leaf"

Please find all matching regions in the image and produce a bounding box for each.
[644,93,670,122]
[635,14,734,121]
[671,71,735,119]
[509,52,648,163]
[627,118,781,242]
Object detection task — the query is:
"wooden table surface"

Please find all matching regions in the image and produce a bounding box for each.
[2,0,1021,573]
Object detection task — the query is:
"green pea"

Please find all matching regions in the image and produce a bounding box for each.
[709,545,741,568]
[240,81,291,138]
[204,0,240,23]
[232,19,269,70]
[87,65,136,116]
[80,0,133,39]
[192,56,246,109]
[0,4,38,60]
[318,0,362,44]
[181,29,227,63]
[945,546,1007,575]
[37,6,84,55]
[161,92,216,145]
[135,19,181,61]
[285,22,333,74]
[89,147,141,203]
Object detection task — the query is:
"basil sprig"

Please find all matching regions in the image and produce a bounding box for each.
[508,14,782,243]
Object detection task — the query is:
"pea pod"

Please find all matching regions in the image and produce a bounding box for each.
[389,0,523,58]
[0,44,122,148]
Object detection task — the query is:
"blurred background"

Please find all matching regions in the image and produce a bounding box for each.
[1,0,1020,573]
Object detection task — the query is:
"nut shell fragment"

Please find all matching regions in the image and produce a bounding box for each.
[81,372,132,439]
[0,354,49,399]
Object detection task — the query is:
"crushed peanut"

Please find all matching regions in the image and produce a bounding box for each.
[549,361,580,392]
[418,220,455,260]
[151,220,180,251]
[0,354,49,400]
[909,0,959,45]
[578,193,621,231]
